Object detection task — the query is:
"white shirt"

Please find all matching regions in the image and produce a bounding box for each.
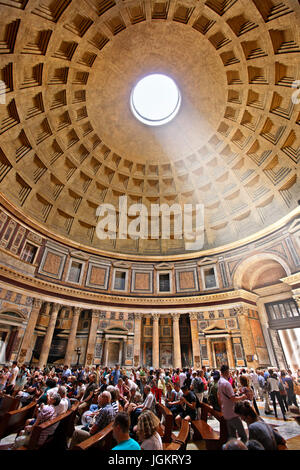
[141,431,163,450]
[47,386,59,398]
[9,366,19,386]
[127,379,138,391]
[179,372,186,387]
[54,397,69,416]
[143,392,155,411]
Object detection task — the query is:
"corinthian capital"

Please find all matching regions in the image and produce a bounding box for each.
[152,313,160,321]
[73,306,81,316]
[134,313,143,320]
[91,310,100,319]
[189,312,198,321]
[234,305,248,317]
[32,298,43,309]
[171,313,181,321]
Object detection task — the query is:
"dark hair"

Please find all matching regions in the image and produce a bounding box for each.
[239,375,249,388]
[181,385,189,392]
[234,401,257,419]
[220,364,229,374]
[246,440,264,451]
[46,378,57,389]
[114,412,130,433]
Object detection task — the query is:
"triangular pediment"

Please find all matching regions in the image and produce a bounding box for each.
[288,218,300,234]
[113,261,131,269]
[69,250,90,261]
[198,257,216,266]
[155,262,173,270]
[203,323,229,334]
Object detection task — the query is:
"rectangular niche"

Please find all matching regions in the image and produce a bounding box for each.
[112,268,128,292]
[66,258,85,285]
[201,265,219,290]
[157,271,171,293]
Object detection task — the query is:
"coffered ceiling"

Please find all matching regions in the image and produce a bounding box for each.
[0,0,299,255]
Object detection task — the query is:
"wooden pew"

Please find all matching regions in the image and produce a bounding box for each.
[164,419,190,451]
[18,402,79,450]
[192,402,228,450]
[0,400,37,441]
[0,394,20,416]
[156,403,173,444]
[73,422,115,450]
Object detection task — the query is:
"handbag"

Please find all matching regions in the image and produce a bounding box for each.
[279,380,287,396]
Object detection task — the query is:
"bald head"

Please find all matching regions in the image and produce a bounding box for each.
[100,391,111,405]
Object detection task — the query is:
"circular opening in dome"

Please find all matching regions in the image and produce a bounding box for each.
[130,74,181,126]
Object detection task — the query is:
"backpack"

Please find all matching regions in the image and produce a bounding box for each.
[193,377,205,394]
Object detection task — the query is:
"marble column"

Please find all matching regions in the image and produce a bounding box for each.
[85,310,99,367]
[207,337,213,367]
[234,306,258,368]
[189,312,201,369]
[38,303,61,368]
[64,306,81,366]
[152,313,160,369]
[133,313,142,367]
[19,298,43,363]
[171,313,182,369]
[226,336,235,369]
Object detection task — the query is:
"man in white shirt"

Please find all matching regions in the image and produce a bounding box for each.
[6,361,19,395]
[250,369,262,400]
[217,364,248,443]
[179,369,187,388]
[56,386,69,414]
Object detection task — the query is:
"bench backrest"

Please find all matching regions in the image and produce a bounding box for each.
[0,394,20,416]
[73,421,115,451]
[173,419,190,450]
[0,400,37,440]
[198,402,228,444]
[156,403,173,443]
[24,404,78,450]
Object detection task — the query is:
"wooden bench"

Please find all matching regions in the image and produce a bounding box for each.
[164,419,190,451]
[0,400,37,442]
[0,394,20,416]
[192,402,228,450]
[73,422,115,450]
[156,403,173,444]
[18,402,79,450]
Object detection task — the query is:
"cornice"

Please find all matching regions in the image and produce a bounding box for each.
[0,264,258,308]
[280,272,300,288]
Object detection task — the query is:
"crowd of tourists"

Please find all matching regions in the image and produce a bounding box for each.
[0,360,299,450]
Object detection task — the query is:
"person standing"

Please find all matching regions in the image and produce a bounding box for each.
[217,364,248,443]
[6,361,19,395]
[267,370,287,421]
[111,364,121,386]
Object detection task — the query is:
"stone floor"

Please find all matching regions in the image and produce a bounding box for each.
[186,400,300,450]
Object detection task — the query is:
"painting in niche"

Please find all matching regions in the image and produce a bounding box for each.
[160,344,172,367]
[145,343,152,366]
[214,342,228,369]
